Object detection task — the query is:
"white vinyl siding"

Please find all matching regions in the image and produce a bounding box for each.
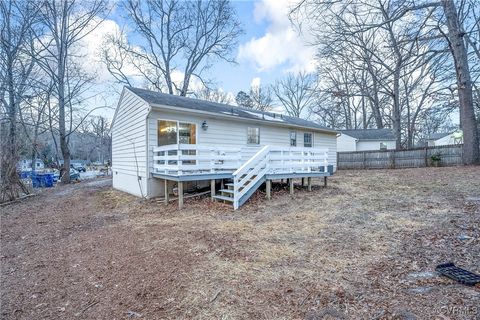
[337,133,358,152]
[111,89,149,197]
[314,131,337,171]
[356,140,396,151]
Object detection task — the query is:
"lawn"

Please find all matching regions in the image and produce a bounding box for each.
[1,167,479,319]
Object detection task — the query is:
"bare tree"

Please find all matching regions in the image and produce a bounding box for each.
[89,115,111,164]
[249,84,273,112]
[273,72,318,118]
[441,0,479,163]
[235,91,253,108]
[103,0,242,96]
[235,86,273,111]
[35,0,107,182]
[292,0,479,162]
[18,83,53,171]
[0,0,38,202]
[194,87,233,104]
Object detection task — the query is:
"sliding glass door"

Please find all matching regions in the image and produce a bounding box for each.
[178,122,196,144]
[158,120,178,146]
[157,120,197,146]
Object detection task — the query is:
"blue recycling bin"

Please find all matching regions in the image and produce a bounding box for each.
[43,173,54,187]
[31,172,55,188]
[19,171,32,179]
[31,173,42,188]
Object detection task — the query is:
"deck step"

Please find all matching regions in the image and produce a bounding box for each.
[219,189,234,194]
[212,195,234,203]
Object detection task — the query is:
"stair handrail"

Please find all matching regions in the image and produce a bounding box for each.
[232,145,269,176]
[233,145,270,209]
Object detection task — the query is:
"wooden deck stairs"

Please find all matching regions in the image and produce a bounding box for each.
[212,174,260,206]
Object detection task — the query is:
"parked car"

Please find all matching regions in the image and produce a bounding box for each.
[70,163,86,172]
[69,168,80,181]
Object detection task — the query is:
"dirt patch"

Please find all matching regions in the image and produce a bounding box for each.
[1,168,479,319]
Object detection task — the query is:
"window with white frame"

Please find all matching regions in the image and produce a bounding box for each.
[247,127,260,144]
[304,132,313,147]
[290,131,297,146]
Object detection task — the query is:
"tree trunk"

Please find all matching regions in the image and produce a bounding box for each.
[1,49,27,202]
[393,68,402,150]
[442,0,479,164]
[58,2,71,183]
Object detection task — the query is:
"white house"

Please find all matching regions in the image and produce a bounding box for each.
[426,131,463,146]
[17,159,45,171]
[111,87,338,209]
[337,129,396,152]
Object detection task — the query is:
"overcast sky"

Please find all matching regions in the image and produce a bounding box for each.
[84,0,314,120]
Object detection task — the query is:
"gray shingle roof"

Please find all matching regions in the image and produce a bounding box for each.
[341,129,395,140]
[126,87,336,133]
[427,132,450,140]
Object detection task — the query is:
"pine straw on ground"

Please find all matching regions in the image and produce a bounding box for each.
[1,168,479,320]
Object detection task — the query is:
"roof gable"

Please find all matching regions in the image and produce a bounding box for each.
[126,86,336,133]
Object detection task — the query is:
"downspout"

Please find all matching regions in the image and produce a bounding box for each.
[145,105,152,198]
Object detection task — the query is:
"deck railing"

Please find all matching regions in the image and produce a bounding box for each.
[268,146,329,174]
[152,144,242,175]
[152,144,329,177]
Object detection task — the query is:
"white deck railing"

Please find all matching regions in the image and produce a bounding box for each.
[267,146,329,174]
[152,144,242,175]
[153,144,329,176]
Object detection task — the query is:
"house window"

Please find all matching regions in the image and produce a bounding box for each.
[158,120,196,146]
[247,127,260,144]
[304,133,313,147]
[290,131,297,146]
[380,142,387,150]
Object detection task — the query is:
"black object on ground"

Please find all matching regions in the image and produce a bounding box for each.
[435,262,480,286]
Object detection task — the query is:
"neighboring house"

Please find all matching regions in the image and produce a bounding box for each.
[111,87,338,209]
[337,129,396,152]
[426,131,463,146]
[17,159,45,171]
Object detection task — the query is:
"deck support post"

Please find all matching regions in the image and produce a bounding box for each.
[289,179,294,195]
[210,179,215,201]
[307,177,312,191]
[301,178,305,187]
[164,179,169,204]
[324,176,327,188]
[266,179,271,200]
[220,179,224,189]
[178,182,184,209]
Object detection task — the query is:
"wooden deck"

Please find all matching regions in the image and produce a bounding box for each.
[151,144,334,209]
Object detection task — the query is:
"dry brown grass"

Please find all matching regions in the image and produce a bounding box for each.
[1,168,479,319]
